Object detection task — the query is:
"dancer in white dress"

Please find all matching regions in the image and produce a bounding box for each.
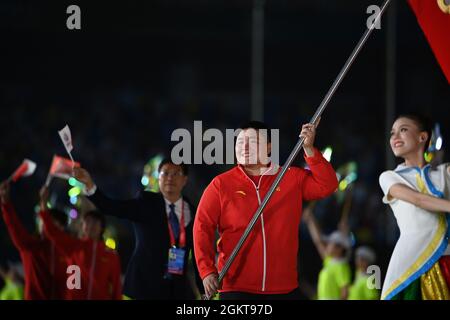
[379,114,450,300]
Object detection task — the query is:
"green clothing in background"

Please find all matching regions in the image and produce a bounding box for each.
[0,278,24,300]
[318,256,351,300]
[348,272,380,300]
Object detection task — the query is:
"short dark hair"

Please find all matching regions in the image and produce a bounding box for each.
[396,113,433,153]
[158,158,189,176]
[49,209,68,228]
[83,210,106,235]
[238,121,272,143]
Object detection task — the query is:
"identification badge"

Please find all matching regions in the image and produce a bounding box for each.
[167,247,186,275]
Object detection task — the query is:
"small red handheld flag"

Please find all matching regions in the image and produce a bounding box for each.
[45,155,80,186]
[9,159,37,182]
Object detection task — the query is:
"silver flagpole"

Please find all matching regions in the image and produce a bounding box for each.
[205,0,392,299]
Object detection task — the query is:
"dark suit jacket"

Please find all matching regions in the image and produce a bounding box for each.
[89,189,203,299]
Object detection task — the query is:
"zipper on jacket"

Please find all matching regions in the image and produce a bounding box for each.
[239,165,273,292]
[50,243,55,299]
[255,186,267,292]
[88,241,97,300]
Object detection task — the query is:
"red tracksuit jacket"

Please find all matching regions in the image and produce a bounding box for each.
[1,202,68,300]
[39,210,122,300]
[194,148,338,294]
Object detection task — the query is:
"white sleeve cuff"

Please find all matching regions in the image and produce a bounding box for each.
[382,194,397,204]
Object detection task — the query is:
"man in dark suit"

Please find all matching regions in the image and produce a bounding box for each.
[74,159,203,300]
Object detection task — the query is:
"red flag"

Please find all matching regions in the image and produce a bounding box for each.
[408,0,450,84]
[10,159,37,182]
[49,155,80,180]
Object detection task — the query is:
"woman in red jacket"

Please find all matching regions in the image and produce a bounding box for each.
[0,181,69,300]
[39,187,122,300]
[194,121,338,299]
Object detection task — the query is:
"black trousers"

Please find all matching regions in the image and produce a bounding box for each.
[220,288,301,300]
